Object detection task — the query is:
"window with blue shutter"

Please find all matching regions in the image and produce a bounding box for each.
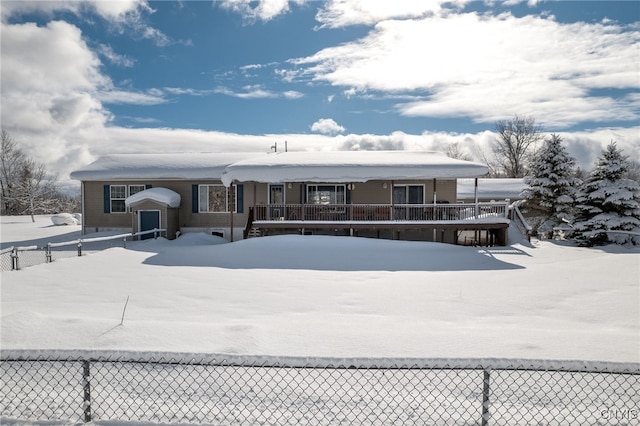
[192,184,199,213]
[103,185,110,213]
[237,184,244,213]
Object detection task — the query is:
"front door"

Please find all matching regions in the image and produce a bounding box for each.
[139,210,160,240]
[269,184,285,219]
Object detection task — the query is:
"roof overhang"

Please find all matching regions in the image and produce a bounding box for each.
[221,151,489,186]
[70,152,268,181]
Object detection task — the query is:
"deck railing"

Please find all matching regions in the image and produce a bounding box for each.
[254,203,508,223]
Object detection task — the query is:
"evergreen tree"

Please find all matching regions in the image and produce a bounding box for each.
[573,142,640,246]
[521,134,581,237]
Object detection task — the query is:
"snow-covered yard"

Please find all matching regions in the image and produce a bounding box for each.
[1,215,639,363]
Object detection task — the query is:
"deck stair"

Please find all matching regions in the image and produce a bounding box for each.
[247,227,263,238]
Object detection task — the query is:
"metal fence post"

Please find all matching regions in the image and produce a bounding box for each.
[481,368,491,426]
[83,360,92,422]
[11,248,18,270]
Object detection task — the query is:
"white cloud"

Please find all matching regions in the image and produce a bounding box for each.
[0,0,148,22]
[219,0,291,23]
[97,90,166,105]
[215,85,303,99]
[1,0,173,47]
[163,87,213,96]
[0,20,111,163]
[292,12,640,128]
[283,90,304,99]
[97,44,135,67]
[315,0,468,28]
[310,118,346,135]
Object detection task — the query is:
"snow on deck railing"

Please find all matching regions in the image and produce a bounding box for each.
[2,349,638,425]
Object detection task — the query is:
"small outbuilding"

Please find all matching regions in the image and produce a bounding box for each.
[125,187,181,240]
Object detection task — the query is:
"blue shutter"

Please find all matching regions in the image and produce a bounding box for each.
[103,185,110,213]
[236,184,244,213]
[192,184,199,213]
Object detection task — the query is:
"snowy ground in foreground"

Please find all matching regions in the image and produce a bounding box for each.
[1,215,638,363]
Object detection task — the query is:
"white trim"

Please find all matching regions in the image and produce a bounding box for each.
[306,184,347,205]
[109,184,127,214]
[198,184,237,213]
[392,184,426,204]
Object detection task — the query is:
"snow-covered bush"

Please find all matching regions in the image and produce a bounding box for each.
[51,213,79,226]
[573,142,640,246]
[521,134,581,238]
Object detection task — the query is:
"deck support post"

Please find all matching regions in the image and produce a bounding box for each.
[230,183,234,242]
[474,178,479,219]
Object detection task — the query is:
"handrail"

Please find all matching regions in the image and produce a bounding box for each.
[243,207,255,239]
[511,201,532,242]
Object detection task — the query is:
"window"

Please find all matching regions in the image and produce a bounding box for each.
[198,184,236,213]
[393,185,424,204]
[110,185,127,213]
[105,184,149,213]
[128,185,146,212]
[307,185,346,205]
[128,185,146,196]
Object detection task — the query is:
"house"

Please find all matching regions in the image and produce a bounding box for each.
[69,152,266,241]
[71,150,511,245]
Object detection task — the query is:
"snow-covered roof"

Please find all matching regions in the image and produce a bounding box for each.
[457,178,527,200]
[221,151,489,186]
[125,187,181,208]
[70,152,267,181]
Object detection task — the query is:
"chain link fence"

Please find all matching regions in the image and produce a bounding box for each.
[0,229,166,272]
[1,351,638,425]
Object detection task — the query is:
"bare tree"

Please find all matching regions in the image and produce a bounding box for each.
[12,158,59,222]
[445,141,472,161]
[1,130,25,215]
[624,159,640,183]
[493,115,544,177]
[1,130,74,220]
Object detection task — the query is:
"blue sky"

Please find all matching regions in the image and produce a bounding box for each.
[1,1,638,189]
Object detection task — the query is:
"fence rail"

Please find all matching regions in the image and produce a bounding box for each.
[1,350,638,425]
[0,228,166,272]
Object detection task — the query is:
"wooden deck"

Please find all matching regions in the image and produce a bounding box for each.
[246,203,510,245]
